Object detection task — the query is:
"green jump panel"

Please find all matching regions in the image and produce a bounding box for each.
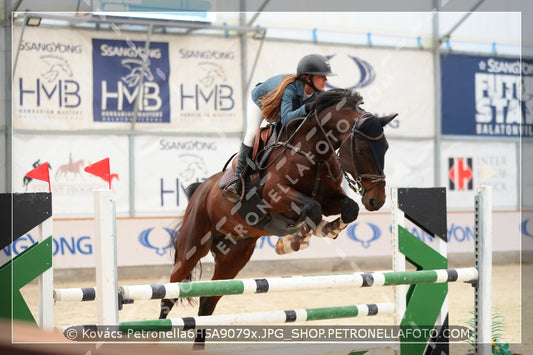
[0,236,53,324]
[398,226,448,355]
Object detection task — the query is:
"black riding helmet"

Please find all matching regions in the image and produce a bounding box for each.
[296,54,336,92]
[297,54,336,76]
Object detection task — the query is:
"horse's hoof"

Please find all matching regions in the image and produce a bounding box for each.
[275,238,287,255]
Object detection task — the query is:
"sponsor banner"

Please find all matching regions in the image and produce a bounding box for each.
[165,35,243,133]
[441,54,533,137]
[383,139,435,192]
[13,26,95,130]
[441,141,517,209]
[13,26,243,132]
[246,39,435,138]
[12,134,129,216]
[134,135,240,215]
[2,210,520,269]
[92,38,171,124]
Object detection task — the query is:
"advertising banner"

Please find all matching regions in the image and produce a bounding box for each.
[246,39,435,138]
[92,38,171,124]
[12,26,243,132]
[134,135,240,215]
[13,26,96,130]
[441,141,518,209]
[165,35,243,133]
[441,54,533,137]
[1,210,520,269]
[12,134,130,216]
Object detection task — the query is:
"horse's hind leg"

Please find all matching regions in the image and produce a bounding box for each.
[158,220,214,320]
[193,235,259,349]
[198,235,259,316]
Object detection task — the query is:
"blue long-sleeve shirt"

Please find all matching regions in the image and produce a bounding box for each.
[251,74,319,126]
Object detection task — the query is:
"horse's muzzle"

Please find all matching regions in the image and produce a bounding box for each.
[362,195,385,211]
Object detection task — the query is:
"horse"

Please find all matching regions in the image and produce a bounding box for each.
[55,153,85,181]
[159,88,397,346]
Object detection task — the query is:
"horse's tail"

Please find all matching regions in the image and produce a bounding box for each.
[171,182,202,264]
[185,182,202,200]
[170,182,204,304]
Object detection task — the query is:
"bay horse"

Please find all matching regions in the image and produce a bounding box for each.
[159,89,397,342]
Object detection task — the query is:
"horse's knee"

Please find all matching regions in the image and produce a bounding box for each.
[341,198,359,223]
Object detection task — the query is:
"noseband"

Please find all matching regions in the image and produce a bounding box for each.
[336,113,387,197]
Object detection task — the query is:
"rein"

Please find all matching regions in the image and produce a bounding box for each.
[256,108,386,198]
[336,112,387,197]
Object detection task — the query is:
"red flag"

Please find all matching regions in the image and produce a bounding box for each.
[84,158,111,189]
[25,162,51,192]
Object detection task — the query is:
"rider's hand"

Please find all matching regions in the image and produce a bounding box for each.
[305,101,317,113]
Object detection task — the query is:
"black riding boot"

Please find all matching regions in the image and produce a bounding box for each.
[224,143,254,202]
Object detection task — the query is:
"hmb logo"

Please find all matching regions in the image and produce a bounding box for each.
[448,157,473,191]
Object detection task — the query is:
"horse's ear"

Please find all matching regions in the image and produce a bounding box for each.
[378,113,398,127]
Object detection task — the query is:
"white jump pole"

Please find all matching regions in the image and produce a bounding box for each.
[390,187,406,324]
[94,189,119,325]
[38,217,54,330]
[475,185,492,355]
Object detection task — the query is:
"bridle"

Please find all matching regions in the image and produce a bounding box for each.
[256,108,387,199]
[315,111,387,197]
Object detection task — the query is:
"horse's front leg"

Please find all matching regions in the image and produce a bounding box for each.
[270,188,322,255]
[275,223,314,255]
[314,196,359,239]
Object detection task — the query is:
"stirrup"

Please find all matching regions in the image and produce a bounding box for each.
[223,176,244,203]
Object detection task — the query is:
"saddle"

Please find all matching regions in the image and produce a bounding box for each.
[219,124,278,189]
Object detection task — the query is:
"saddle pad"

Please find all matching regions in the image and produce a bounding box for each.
[219,166,236,189]
[218,129,278,190]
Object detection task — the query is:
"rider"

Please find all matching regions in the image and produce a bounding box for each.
[224,54,336,201]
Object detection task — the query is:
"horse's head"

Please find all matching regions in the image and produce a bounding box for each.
[311,89,397,211]
[338,112,397,211]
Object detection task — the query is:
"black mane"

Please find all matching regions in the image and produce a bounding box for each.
[313,88,364,114]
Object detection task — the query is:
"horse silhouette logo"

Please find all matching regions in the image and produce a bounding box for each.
[177,154,209,182]
[121,58,155,87]
[197,62,227,88]
[138,227,175,256]
[40,55,73,83]
[346,222,381,248]
[55,153,86,182]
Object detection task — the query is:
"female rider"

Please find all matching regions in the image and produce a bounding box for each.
[223,54,336,202]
